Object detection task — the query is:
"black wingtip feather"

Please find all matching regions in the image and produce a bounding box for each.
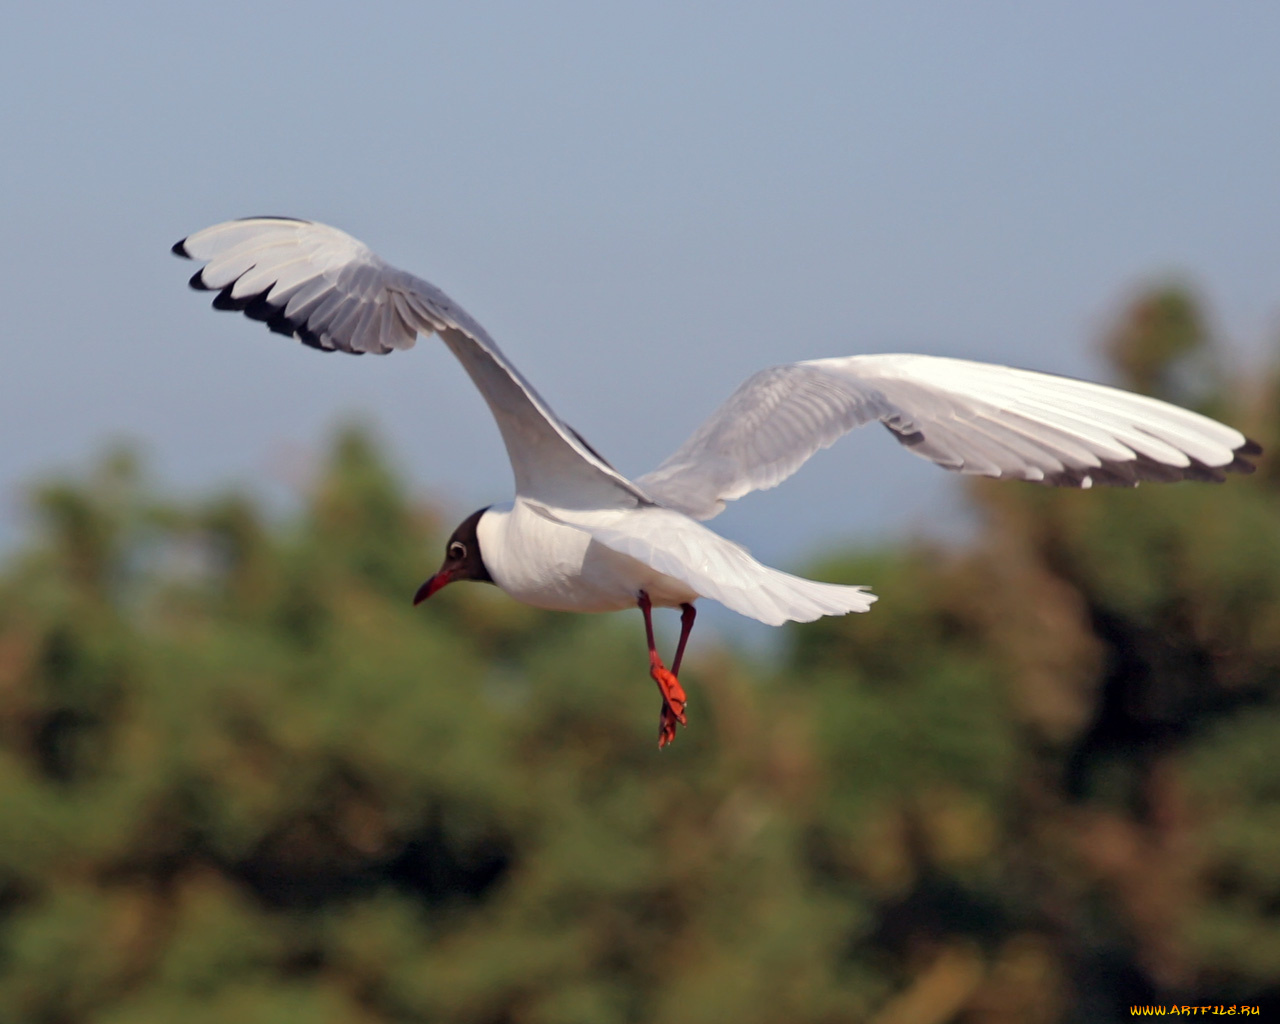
[1039,448,1246,488]
[188,269,210,291]
[266,311,297,337]
[242,294,279,323]
[1225,438,1262,475]
[296,325,331,352]
[211,285,252,312]
[171,237,191,258]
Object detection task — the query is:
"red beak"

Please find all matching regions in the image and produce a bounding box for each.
[413,570,452,605]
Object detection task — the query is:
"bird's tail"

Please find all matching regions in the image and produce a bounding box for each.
[734,565,877,625]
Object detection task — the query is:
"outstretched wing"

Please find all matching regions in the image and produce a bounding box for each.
[637,353,1260,520]
[173,217,648,510]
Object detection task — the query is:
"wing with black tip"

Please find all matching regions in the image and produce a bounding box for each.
[638,354,1260,520]
[174,217,649,509]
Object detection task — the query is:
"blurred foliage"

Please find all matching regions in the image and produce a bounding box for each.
[1104,285,1221,407]
[1,288,1278,1022]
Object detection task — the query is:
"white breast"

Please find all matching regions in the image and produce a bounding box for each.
[476,501,699,613]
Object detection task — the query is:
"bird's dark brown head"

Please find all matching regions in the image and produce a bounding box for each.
[413,507,494,605]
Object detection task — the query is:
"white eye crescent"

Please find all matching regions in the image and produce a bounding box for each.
[448,541,466,560]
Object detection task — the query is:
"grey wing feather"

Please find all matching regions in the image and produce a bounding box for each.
[637,353,1260,520]
[175,217,648,509]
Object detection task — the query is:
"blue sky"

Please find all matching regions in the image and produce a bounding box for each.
[4,2,1278,589]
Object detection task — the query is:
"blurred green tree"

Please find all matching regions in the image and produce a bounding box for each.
[0,286,1275,1022]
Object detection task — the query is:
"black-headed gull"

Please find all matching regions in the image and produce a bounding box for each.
[173,218,1260,746]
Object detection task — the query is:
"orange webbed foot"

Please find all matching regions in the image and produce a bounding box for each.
[650,656,687,748]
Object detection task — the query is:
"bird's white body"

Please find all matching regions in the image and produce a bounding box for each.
[476,499,873,623]
[477,501,699,613]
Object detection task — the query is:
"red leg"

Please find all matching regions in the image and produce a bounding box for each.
[638,591,688,748]
[671,603,696,676]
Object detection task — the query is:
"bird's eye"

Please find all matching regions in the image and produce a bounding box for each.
[448,541,466,560]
